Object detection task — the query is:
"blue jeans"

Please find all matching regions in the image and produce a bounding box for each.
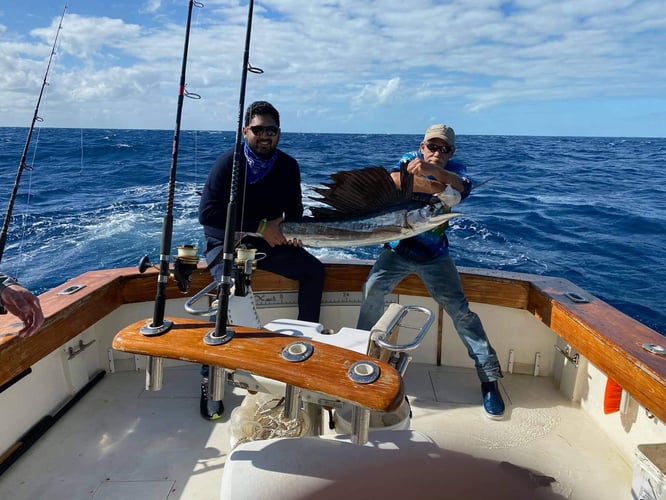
[357,248,502,383]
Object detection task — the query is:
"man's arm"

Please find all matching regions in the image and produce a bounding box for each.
[392,157,472,198]
[282,155,305,221]
[391,171,447,194]
[264,155,304,247]
[0,274,45,337]
[198,152,234,230]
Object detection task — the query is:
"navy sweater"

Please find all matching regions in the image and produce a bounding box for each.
[198,148,303,241]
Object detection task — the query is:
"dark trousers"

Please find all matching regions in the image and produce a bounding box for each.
[204,235,324,323]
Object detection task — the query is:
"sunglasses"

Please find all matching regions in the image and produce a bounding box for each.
[424,142,454,154]
[249,125,280,137]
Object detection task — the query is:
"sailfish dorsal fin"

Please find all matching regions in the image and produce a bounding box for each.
[399,159,413,199]
[309,166,413,220]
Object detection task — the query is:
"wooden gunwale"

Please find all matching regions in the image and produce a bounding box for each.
[1,259,664,422]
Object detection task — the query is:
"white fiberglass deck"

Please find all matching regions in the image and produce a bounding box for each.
[0,363,632,500]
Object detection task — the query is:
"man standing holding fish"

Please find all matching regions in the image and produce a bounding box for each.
[356,124,505,419]
[198,100,324,419]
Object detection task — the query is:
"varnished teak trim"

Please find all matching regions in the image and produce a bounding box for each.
[1,260,664,423]
[113,318,405,412]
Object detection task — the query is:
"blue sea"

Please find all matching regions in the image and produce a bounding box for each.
[1,127,664,336]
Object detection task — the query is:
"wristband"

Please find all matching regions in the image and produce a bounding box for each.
[0,274,18,294]
[0,275,19,315]
[257,218,268,235]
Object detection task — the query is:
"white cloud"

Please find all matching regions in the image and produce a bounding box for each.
[142,0,162,15]
[353,78,401,108]
[1,0,665,136]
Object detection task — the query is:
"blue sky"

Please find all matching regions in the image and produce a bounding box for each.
[1,0,665,137]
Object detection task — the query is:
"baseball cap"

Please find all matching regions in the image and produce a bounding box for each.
[423,124,455,146]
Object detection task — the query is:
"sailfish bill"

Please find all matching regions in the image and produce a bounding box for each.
[278,166,462,248]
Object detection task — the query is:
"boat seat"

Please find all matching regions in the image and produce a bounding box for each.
[228,289,371,353]
[220,430,441,500]
[225,295,433,419]
[224,290,373,395]
[198,288,432,425]
[229,319,371,394]
[185,282,377,404]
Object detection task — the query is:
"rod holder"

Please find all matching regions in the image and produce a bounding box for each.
[209,366,225,401]
[350,405,370,445]
[283,384,302,420]
[145,356,163,391]
[204,328,234,345]
[304,402,323,436]
[140,319,173,337]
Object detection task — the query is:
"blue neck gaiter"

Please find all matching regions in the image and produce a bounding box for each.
[244,142,278,184]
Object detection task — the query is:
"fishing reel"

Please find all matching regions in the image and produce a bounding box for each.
[138,244,200,294]
[184,244,264,316]
[232,245,259,297]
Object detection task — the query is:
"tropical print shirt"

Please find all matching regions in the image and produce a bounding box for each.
[388,151,472,262]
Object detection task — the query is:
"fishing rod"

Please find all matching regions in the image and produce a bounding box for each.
[140,0,203,336]
[473,176,496,190]
[0,3,68,265]
[205,0,259,345]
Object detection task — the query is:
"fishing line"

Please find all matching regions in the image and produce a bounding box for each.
[0,3,68,266]
[13,130,40,278]
[228,29,265,243]
[214,34,266,254]
[140,0,204,336]
[473,176,496,190]
[181,8,203,201]
[193,130,200,192]
[79,128,84,175]
[8,125,42,279]
[206,0,262,345]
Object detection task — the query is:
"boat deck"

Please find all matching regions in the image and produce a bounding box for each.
[0,362,632,499]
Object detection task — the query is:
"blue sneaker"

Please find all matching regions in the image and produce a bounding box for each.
[481,381,505,420]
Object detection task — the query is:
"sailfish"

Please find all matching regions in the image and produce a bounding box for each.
[279,163,461,248]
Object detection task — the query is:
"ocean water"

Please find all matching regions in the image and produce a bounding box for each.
[1,127,664,336]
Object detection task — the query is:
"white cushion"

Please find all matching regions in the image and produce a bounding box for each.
[263,320,370,353]
[229,321,372,394]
